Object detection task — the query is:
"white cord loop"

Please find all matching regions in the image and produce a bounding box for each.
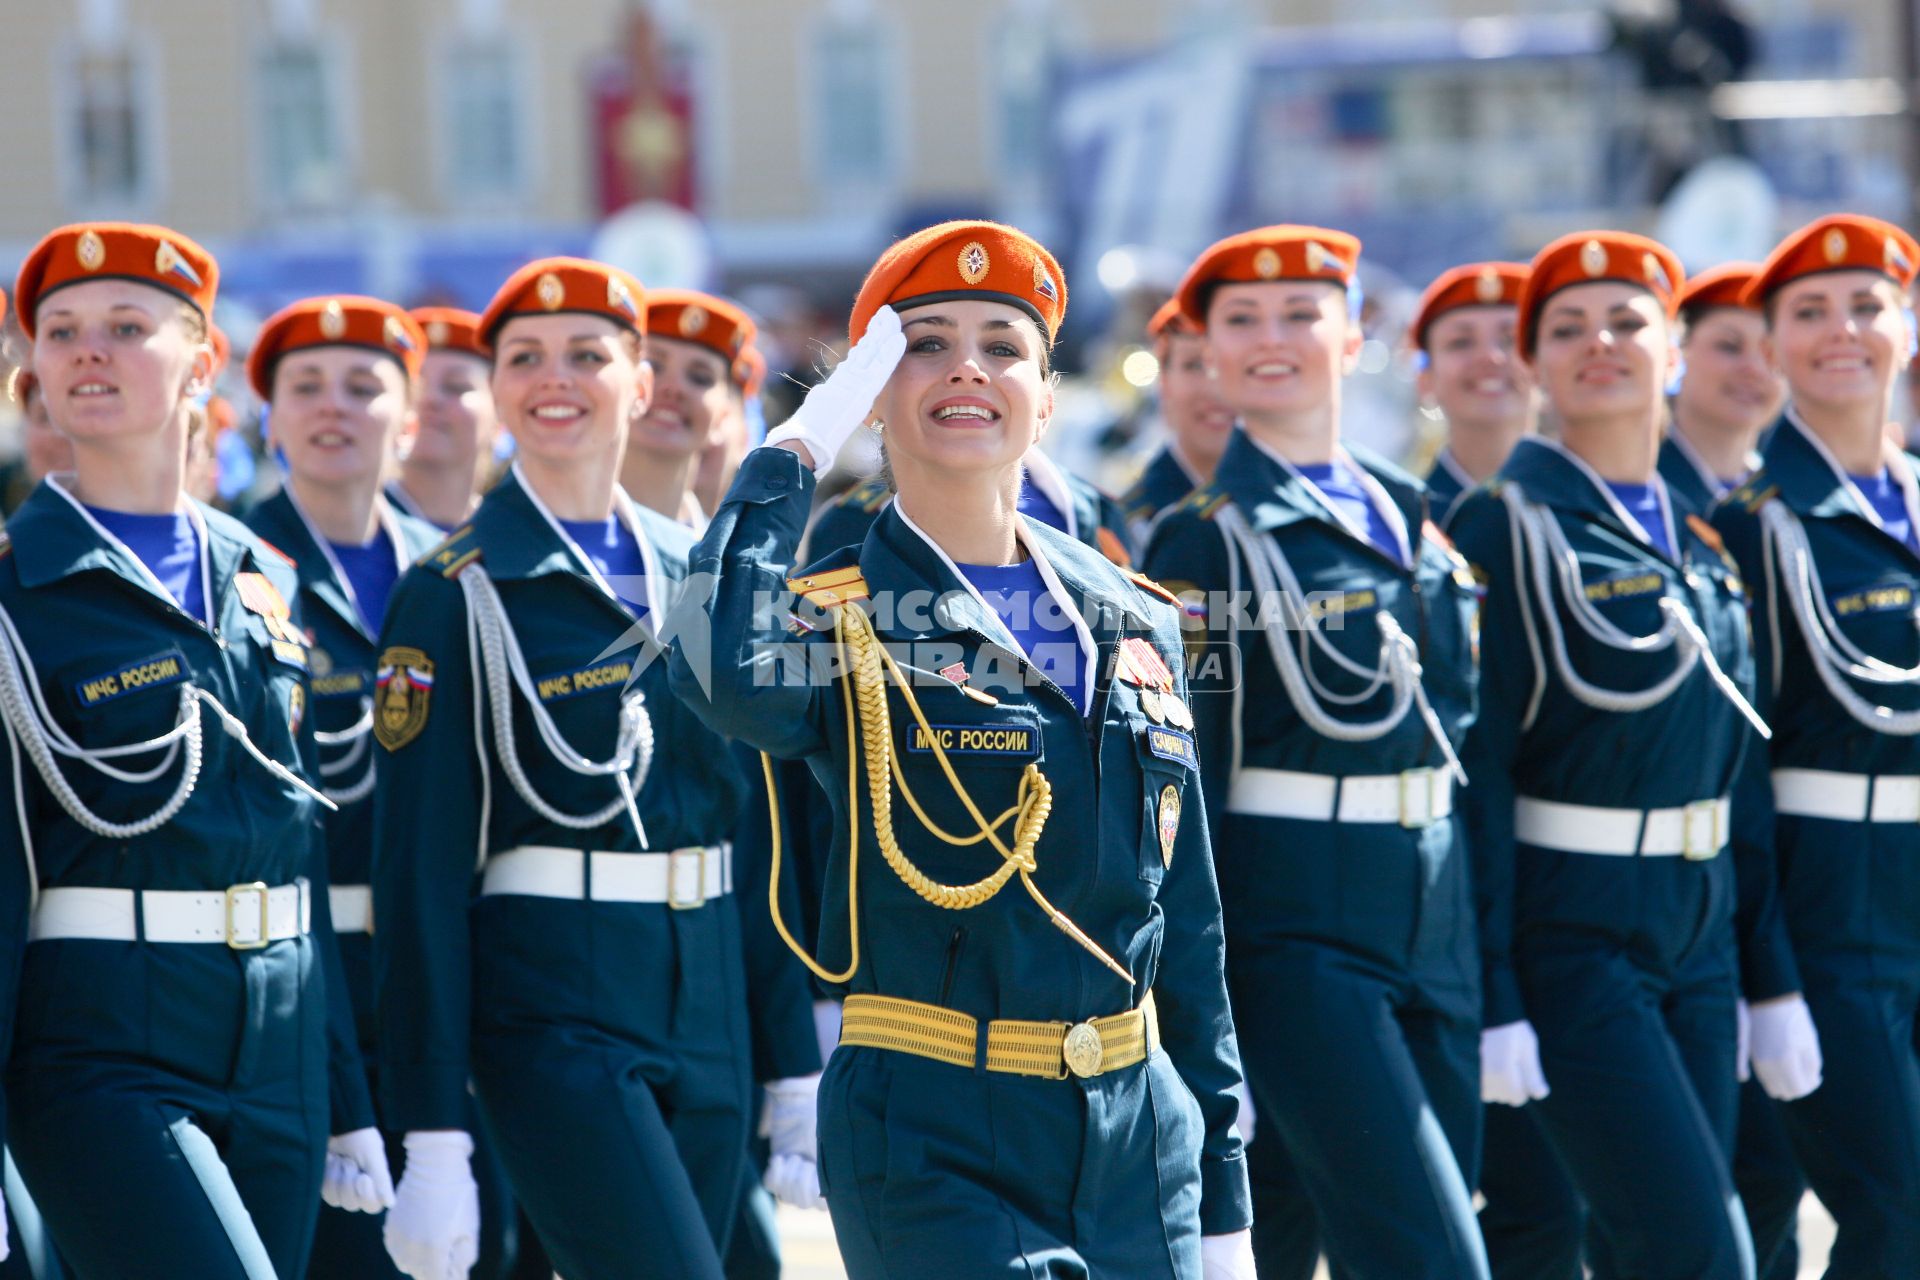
[456,566,655,848]
[315,697,376,805]
[1760,498,1920,735]
[1216,506,1466,782]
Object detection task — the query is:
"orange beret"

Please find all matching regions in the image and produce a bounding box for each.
[1409,262,1528,350]
[1743,214,1920,306]
[733,345,767,398]
[411,307,487,360]
[246,296,427,400]
[14,222,218,339]
[1675,263,1760,318]
[646,289,758,364]
[479,257,645,349]
[848,220,1065,347]
[1147,297,1198,343]
[207,395,236,438]
[1175,226,1361,327]
[1515,231,1684,359]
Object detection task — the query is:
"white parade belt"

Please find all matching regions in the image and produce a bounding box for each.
[1514,796,1728,860]
[1772,768,1920,823]
[1227,766,1453,828]
[481,844,732,909]
[329,884,373,934]
[30,880,311,949]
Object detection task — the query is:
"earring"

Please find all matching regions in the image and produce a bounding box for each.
[866,417,885,434]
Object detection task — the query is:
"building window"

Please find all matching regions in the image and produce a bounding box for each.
[812,16,899,203]
[58,41,156,215]
[258,38,349,213]
[441,38,530,207]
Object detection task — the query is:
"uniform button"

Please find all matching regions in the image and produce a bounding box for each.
[768,474,790,491]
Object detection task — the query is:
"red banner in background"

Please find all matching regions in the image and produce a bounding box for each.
[589,12,698,216]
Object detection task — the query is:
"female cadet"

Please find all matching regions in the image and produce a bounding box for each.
[667,220,1255,1279]
[621,288,757,526]
[1712,213,1920,1279]
[1659,264,1782,515]
[1448,231,1806,1280]
[0,223,383,1277]
[1143,226,1487,1280]
[371,257,816,1280]
[1121,299,1234,547]
[240,296,447,1277]
[1413,263,1537,530]
[386,308,500,532]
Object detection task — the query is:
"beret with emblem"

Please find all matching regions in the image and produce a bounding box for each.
[1410,262,1528,351]
[1675,262,1761,322]
[14,222,218,339]
[646,289,758,367]
[479,256,646,349]
[1175,226,1361,328]
[247,296,427,399]
[848,220,1066,346]
[733,345,767,398]
[1742,213,1920,306]
[410,306,487,360]
[1515,231,1685,359]
[1147,297,1198,343]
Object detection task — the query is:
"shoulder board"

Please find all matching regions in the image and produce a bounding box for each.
[256,537,297,568]
[1421,518,1457,555]
[1739,484,1779,514]
[787,564,869,608]
[421,525,482,577]
[1124,569,1181,605]
[1684,513,1725,554]
[1176,486,1228,520]
[832,477,890,515]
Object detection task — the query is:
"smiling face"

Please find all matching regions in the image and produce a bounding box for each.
[870,298,1053,481]
[490,313,652,472]
[31,278,211,448]
[1764,270,1912,419]
[633,334,732,462]
[1202,281,1358,422]
[1527,281,1673,426]
[1676,307,1782,434]
[270,346,413,491]
[1418,306,1535,432]
[411,349,497,474]
[1158,331,1235,471]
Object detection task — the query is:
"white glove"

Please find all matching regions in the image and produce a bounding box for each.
[1749,994,1823,1101]
[322,1127,396,1214]
[1736,999,1752,1083]
[1481,1019,1551,1106]
[763,305,906,473]
[1200,1229,1257,1279]
[813,999,842,1068]
[1227,1079,1256,1147]
[384,1131,480,1280]
[763,1074,826,1210]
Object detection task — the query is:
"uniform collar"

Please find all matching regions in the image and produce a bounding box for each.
[1216,427,1418,565]
[10,475,233,624]
[474,463,669,623]
[1500,436,1679,561]
[1763,407,1920,532]
[1021,446,1081,539]
[1125,445,1201,520]
[1426,447,1474,527]
[251,487,413,642]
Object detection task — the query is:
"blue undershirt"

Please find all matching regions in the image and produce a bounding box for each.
[87,505,206,623]
[1850,469,1920,553]
[957,557,1083,703]
[1017,472,1069,535]
[1604,482,1674,559]
[1297,460,1402,562]
[329,527,400,633]
[559,516,649,619]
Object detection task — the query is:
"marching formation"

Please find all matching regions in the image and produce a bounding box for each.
[0,205,1913,1280]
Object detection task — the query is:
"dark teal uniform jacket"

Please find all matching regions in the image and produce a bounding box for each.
[1122,444,1202,550]
[668,447,1251,1273]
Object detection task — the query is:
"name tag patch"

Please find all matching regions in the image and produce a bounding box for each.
[905,723,1039,757]
[1831,585,1913,616]
[75,649,189,707]
[1143,726,1198,770]
[312,670,369,698]
[1308,588,1377,619]
[1584,571,1664,602]
[536,660,634,702]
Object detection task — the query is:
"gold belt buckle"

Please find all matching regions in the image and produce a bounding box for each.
[225,882,272,950]
[668,846,709,910]
[1399,767,1438,828]
[1062,1021,1105,1079]
[1681,800,1722,861]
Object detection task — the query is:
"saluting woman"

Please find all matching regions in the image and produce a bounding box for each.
[668,220,1255,1279]
[1712,214,1920,1279]
[1144,227,1487,1280]
[0,223,381,1278]
[1449,231,1801,1280]
[370,258,799,1280]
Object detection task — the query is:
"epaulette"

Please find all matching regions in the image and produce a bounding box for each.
[1177,486,1229,520]
[834,477,891,515]
[257,538,297,568]
[1421,517,1474,584]
[1737,483,1779,514]
[422,525,482,578]
[787,564,869,608]
[1124,569,1181,605]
